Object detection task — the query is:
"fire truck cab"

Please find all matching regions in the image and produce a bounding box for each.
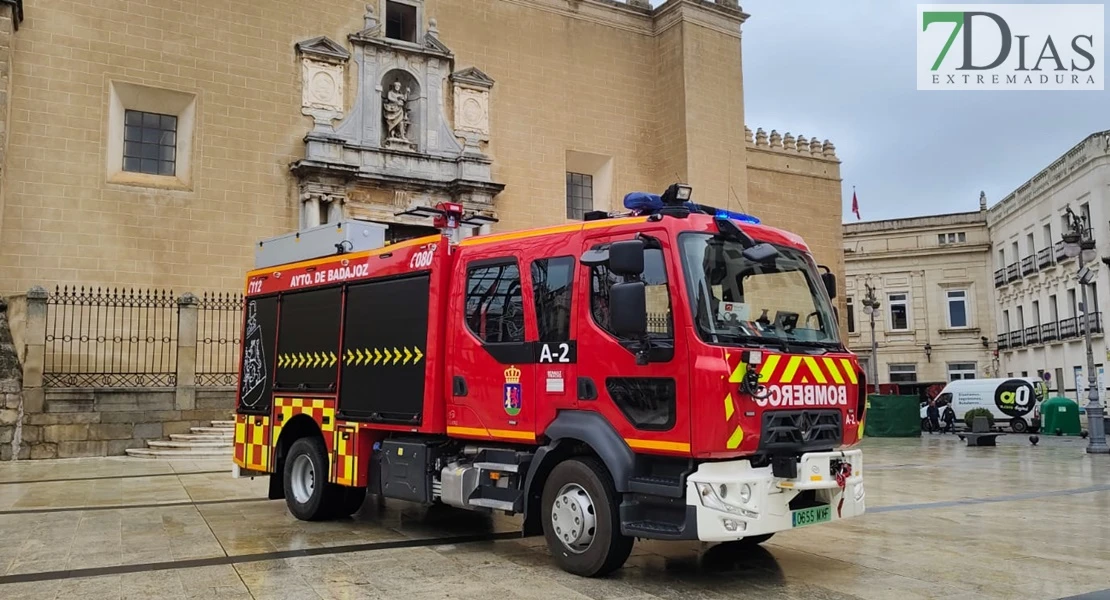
[232,184,867,577]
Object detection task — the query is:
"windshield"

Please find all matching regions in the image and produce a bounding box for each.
[678,232,841,348]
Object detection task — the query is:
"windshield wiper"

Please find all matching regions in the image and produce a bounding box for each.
[708,331,789,353]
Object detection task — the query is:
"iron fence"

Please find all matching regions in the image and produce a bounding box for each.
[44,286,178,387]
[195,292,244,387]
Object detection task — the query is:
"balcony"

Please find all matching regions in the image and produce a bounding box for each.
[994,268,1005,288]
[1020,255,1036,276]
[1036,247,1054,270]
[1000,313,1103,351]
[1054,240,1072,263]
[1006,262,1020,282]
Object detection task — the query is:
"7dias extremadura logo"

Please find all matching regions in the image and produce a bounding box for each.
[918,4,1104,90]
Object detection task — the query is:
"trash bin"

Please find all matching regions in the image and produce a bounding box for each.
[862,395,922,437]
[1041,396,1082,436]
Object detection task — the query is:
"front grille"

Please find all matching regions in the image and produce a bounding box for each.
[758,409,842,452]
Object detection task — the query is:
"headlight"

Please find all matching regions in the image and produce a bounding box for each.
[739,483,752,504]
[696,483,758,517]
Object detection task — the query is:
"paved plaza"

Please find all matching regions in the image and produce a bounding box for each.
[0,434,1108,600]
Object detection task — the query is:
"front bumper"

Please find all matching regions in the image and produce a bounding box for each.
[685,449,865,542]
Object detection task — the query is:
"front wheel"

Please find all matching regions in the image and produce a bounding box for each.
[283,436,338,521]
[541,457,633,577]
[1011,417,1028,433]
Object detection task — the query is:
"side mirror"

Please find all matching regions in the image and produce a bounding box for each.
[610,281,647,338]
[741,242,778,263]
[609,239,645,276]
[821,270,837,299]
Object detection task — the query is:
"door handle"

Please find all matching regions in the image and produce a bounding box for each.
[578,377,597,401]
[453,375,468,397]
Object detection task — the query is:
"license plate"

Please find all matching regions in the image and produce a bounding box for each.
[791,505,831,528]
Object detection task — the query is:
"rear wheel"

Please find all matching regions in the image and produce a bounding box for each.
[541,457,633,578]
[1011,417,1028,433]
[283,436,338,521]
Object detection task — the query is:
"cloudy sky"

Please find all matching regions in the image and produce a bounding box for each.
[659,0,1109,223]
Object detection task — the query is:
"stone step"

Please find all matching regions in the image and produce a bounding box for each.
[171,433,232,442]
[125,447,231,458]
[191,427,232,435]
[147,440,232,449]
[210,420,235,428]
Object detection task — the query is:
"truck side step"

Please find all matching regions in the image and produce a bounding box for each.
[468,498,516,511]
[623,520,684,536]
[627,475,684,498]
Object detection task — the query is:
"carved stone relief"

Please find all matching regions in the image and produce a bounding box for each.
[295,36,351,132]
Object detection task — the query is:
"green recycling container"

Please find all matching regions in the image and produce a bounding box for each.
[862,395,922,437]
[1041,396,1082,436]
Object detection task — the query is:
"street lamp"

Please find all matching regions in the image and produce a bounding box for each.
[860,283,881,393]
[1061,205,1107,454]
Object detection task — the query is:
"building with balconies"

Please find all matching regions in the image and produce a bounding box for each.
[987,130,1110,403]
[843,196,996,386]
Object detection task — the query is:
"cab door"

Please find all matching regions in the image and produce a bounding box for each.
[446,252,538,444]
[572,230,691,456]
[528,255,580,430]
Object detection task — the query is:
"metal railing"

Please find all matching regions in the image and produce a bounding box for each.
[994,268,1005,288]
[195,292,244,387]
[1000,313,1104,351]
[44,286,178,388]
[1036,247,1054,270]
[1006,263,1020,282]
[1020,255,1036,276]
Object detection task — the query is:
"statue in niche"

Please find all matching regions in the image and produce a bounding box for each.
[383,81,413,144]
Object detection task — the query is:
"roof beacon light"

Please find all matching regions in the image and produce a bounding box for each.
[711,207,761,225]
[623,192,663,214]
[660,183,693,206]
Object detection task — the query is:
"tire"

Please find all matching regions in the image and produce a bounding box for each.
[921,418,931,432]
[283,436,338,521]
[1011,418,1028,433]
[540,457,633,578]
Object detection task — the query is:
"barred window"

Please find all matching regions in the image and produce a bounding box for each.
[566,172,593,220]
[123,110,177,176]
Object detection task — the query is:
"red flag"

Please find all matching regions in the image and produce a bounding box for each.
[851,189,860,220]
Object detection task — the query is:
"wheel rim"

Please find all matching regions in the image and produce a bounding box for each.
[551,483,597,554]
[290,454,315,504]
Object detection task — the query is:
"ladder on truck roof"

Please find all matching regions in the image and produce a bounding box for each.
[253,203,498,269]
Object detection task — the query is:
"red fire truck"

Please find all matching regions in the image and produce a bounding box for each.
[231,184,866,577]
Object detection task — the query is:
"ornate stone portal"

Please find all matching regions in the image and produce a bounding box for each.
[291,1,504,233]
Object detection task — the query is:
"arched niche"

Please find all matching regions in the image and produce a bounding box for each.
[380,68,422,151]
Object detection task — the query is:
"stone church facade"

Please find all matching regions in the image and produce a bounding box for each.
[0,0,848,459]
[0,0,844,298]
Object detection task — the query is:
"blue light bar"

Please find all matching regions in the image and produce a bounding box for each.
[710,207,761,225]
[623,192,663,212]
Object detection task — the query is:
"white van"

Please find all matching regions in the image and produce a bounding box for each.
[921,378,1048,433]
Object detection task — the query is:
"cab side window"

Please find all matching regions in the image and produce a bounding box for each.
[465,261,525,343]
[589,246,673,339]
[532,256,574,342]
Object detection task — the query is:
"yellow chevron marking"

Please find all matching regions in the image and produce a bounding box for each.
[726,425,744,449]
[403,347,413,365]
[823,357,845,384]
[373,348,383,365]
[392,347,402,365]
[295,353,303,368]
[360,348,370,366]
[781,356,802,383]
[840,359,859,384]
[344,349,353,364]
[724,393,734,421]
[277,355,285,368]
[413,347,424,363]
[328,351,337,368]
[758,354,780,383]
[728,361,746,384]
[802,357,828,384]
[382,348,392,364]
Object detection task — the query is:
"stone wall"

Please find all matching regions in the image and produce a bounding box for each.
[743,127,846,332]
[0,298,22,460]
[21,388,233,459]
